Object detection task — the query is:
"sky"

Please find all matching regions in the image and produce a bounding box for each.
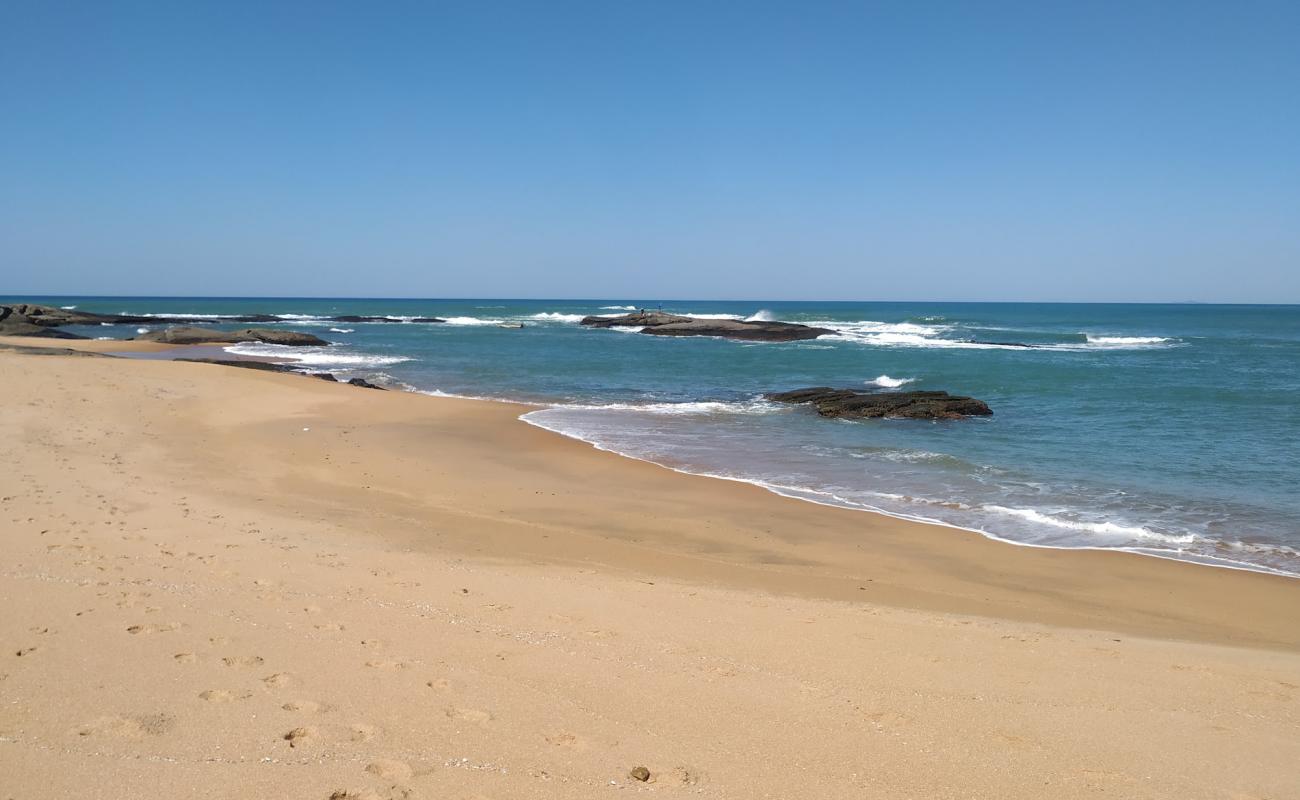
[1,1,1298,302]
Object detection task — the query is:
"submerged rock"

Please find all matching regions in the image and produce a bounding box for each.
[135,326,329,346]
[581,311,832,342]
[767,387,992,420]
[175,358,300,372]
[346,377,385,390]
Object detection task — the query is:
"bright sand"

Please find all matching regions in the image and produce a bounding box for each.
[1,341,1298,799]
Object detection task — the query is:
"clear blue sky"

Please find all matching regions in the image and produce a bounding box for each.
[2,1,1298,302]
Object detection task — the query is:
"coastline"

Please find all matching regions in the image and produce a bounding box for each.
[3,344,1299,798]
[4,336,1299,646]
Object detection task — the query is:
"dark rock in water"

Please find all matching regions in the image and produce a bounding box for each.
[175,358,300,372]
[581,311,693,328]
[135,326,329,346]
[767,387,992,420]
[644,319,832,342]
[346,377,385,390]
[1,303,285,327]
[0,304,90,337]
[967,340,1041,349]
[314,372,339,381]
[228,328,329,346]
[581,311,832,342]
[629,766,651,782]
[1,302,450,332]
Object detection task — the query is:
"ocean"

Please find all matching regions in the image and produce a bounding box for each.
[18,296,1300,577]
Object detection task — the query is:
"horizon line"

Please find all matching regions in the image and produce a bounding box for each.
[3,293,1298,307]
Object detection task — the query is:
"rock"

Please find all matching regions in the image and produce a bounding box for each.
[581,311,832,342]
[0,305,90,337]
[581,311,693,328]
[629,766,651,782]
[643,319,832,342]
[314,372,339,381]
[175,358,300,372]
[968,340,1041,348]
[135,326,328,346]
[228,328,329,346]
[346,377,385,390]
[766,387,993,420]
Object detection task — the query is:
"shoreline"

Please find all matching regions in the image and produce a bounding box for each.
[8,334,1299,583]
[4,343,1299,798]
[518,410,1300,581]
[4,337,1299,648]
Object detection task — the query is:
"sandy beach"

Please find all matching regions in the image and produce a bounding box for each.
[2,340,1298,799]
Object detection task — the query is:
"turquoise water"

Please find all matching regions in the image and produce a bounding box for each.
[17,296,1300,576]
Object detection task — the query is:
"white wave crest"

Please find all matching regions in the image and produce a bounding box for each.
[530,312,586,323]
[744,309,776,322]
[981,505,1197,545]
[1084,335,1172,346]
[328,327,354,333]
[551,398,782,416]
[223,342,412,367]
[135,312,242,319]
[60,305,77,310]
[868,375,914,388]
[135,327,150,334]
[443,316,505,326]
[600,305,637,310]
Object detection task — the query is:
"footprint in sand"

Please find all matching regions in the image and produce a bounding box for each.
[282,700,332,713]
[174,652,197,663]
[364,659,409,670]
[349,723,379,742]
[425,678,451,691]
[444,707,491,724]
[126,622,180,635]
[545,732,588,750]
[365,759,413,781]
[262,672,293,688]
[78,712,176,739]
[199,689,253,702]
[221,655,265,668]
[15,646,38,657]
[283,726,320,748]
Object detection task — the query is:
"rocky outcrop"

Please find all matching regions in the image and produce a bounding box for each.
[135,326,329,346]
[0,303,446,332]
[581,311,693,328]
[644,319,832,342]
[767,387,993,420]
[0,305,90,338]
[581,312,832,342]
[175,357,299,372]
[176,358,386,389]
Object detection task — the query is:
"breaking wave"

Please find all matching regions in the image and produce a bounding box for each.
[443,316,504,326]
[868,375,915,389]
[223,342,413,367]
[531,312,586,323]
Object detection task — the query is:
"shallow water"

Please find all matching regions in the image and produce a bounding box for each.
[18,296,1300,576]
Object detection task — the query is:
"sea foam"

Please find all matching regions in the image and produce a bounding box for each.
[868,375,915,388]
